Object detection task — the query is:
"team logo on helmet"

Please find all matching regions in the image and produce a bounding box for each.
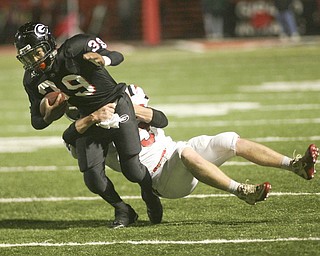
[34,24,48,37]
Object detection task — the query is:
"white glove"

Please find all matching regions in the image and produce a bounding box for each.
[96,113,121,129]
[126,84,149,107]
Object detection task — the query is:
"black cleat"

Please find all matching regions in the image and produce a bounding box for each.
[110,204,138,229]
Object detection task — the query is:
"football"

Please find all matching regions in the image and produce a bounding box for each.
[39,91,66,116]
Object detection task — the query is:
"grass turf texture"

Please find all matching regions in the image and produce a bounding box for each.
[0,41,320,255]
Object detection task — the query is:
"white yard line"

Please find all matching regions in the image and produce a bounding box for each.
[2,116,320,134]
[0,192,319,203]
[1,237,319,248]
[2,157,320,172]
[0,166,79,172]
[169,118,320,128]
[1,134,320,153]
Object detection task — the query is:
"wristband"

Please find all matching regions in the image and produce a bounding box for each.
[150,108,168,128]
[102,56,112,66]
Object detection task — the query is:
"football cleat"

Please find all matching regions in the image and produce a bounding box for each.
[291,144,319,180]
[141,190,163,224]
[111,204,138,229]
[236,182,271,205]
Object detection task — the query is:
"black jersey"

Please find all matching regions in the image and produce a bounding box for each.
[22,34,125,129]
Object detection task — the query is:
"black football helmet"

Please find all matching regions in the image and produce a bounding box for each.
[14,22,57,72]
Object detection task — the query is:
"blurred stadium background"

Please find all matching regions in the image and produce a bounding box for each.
[0,0,320,46]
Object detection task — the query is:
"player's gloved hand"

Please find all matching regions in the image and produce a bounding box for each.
[125,84,149,106]
[96,113,120,129]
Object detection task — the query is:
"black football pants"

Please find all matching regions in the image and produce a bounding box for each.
[75,93,151,204]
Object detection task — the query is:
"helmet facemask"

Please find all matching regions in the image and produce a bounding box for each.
[15,23,57,73]
[16,42,56,72]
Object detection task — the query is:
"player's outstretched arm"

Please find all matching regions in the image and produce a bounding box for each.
[134,105,168,128]
[83,51,124,67]
[76,103,116,134]
[63,103,116,146]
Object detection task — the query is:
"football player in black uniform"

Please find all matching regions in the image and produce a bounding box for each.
[14,22,162,228]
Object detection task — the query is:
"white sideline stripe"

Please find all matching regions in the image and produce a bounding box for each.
[0,166,79,172]
[153,103,320,117]
[1,135,320,153]
[2,157,320,172]
[2,117,320,135]
[1,237,320,248]
[170,118,320,128]
[1,192,319,203]
[240,80,320,92]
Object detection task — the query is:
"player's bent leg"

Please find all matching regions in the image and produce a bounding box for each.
[121,155,163,224]
[77,137,138,228]
[236,139,319,180]
[83,169,119,202]
[180,147,271,205]
[152,145,198,199]
[83,169,139,228]
[235,138,285,168]
[180,147,232,192]
[114,97,162,223]
[187,132,238,166]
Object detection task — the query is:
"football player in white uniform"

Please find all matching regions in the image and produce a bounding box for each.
[64,84,319,217]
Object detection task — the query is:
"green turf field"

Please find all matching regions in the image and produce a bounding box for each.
[0,40,320,255]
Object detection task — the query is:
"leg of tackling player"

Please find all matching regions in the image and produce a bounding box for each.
[178,134,318,205]
[180,147,271,205]
[235,138,319,180]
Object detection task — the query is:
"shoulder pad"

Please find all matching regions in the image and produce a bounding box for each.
[63,34,93,58]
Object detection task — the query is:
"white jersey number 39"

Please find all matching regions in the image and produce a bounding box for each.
[87,37,107,52]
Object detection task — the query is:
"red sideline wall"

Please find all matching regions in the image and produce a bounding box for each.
[0,0,319,45]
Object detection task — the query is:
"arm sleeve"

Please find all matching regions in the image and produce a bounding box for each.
[24,76,50,130]
[65,34,124,66]
[86,34,124,65]
[149,108,168,128]
[30,107,50,129]
[103,50,124,66]
[62,122,82,146]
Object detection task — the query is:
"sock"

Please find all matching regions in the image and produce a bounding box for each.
[99,177,123,206]
[228,180,241,195]
[281,156,292,170]
[139,171,154,193]
[139,172,158,202]
[111,201,128,210]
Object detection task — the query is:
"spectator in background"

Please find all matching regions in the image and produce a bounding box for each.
[274,0,300,42]
[118,0,139,40]
[0,1,26,44]
[201,0,227,39]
